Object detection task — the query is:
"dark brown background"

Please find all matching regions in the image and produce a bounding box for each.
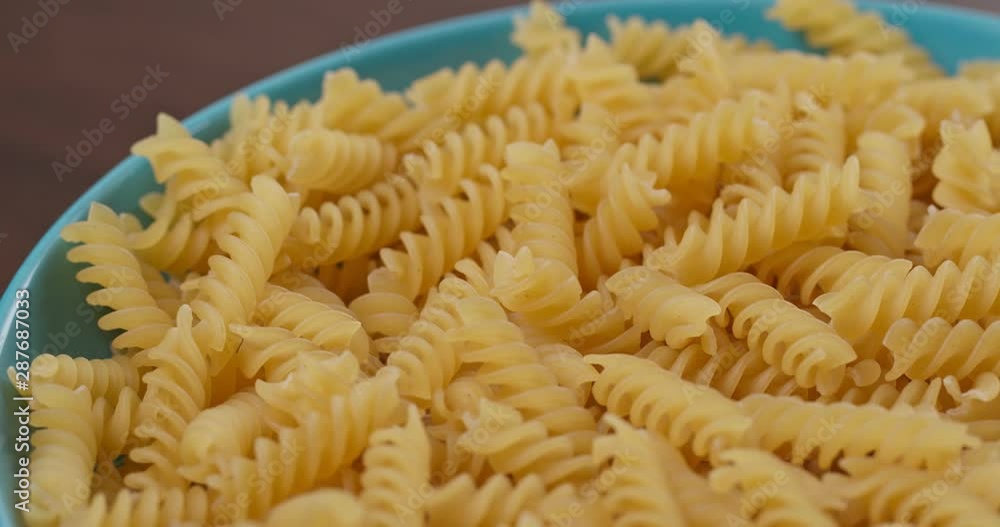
[0,0,996,286]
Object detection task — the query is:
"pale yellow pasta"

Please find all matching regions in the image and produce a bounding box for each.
[360,405,432,527]
[605,267,721,349]
[932,119,1000,213]
[29,2,1000,525]
[741,394,979,470]
[512,1,580,57]
[768,0,943,79]
[647,157,861,285]
[914,207,1000,269]
[709,448,843,526]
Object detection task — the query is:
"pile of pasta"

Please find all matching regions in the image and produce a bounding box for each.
[17,0,1000,525]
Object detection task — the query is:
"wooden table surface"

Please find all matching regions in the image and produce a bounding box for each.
[0,0,996,285]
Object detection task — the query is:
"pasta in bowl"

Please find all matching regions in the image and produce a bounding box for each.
[3,0,1000,525]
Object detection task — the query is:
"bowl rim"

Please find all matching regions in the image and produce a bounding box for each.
[5,0,1000,351]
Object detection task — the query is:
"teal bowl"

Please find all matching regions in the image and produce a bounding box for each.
[2,0,999,524]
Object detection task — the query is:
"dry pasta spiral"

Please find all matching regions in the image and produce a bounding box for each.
[783,94,846,185]
[459,398,595,488]
[729,51,913,108]
[127,305,209,489]
[915,207,1000,269]
[604,267,721,350]
[586,354,752,457]
[638,336,801,400]
[741,394,979,469]
[932,119,1000,213]
[648,157,861,285]
[354,164,506,313]
[386,286,466,404]
[577,165,670,288]
[360,405,432,527]
[768,0,943,79]
[187,176,300,370]
[694,272,857,392]
[61,203,176,352]
[592,414,687,526]
[814,256,1000,354]
[826,457,1000,526]
[511,1,580,56]
[208,368,402,522]
[709,448,843,527]
[403,102,553,197]
[286,173,420,268]
[64,486,215,527]
[23,384,101,526]
[883,317,1000,382]
[27,353,138,401]
[425,473,563,527]
[177,390,273,483]
[285,129,397,195]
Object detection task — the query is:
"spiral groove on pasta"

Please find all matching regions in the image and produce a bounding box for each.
[648,157,861,284]
[61,203,176,352]
[577,165,671,288]
[406,49,577,128]
[783,94,846,186]
[459,398,595,488]
[511,1,580,57]
[448,295,598,444]
[64,485,215,527]
[360,406,431,527]
[638,333,802,400]
[754,243,892,304]
[187,176,300,371]
[883,317,1000,382]
[606,15,689,80]
[592,414,687,526]
[403,102,553,198]
[130,114,248,275]
[425,473,549,526]
[847,128,914,257]
[932,119,1000,213]
[820,374,1000,414]
[284,129,397,195]
[604,267,721,349]
[491,141,605,331]
[351,165,506,337]
[177,390,273,483]
[814,256,1000,355]
[27,353,139,401]
[709,448,843,527]
[695,272,857,392]
[286,173,420,268]
[768,0,943,79]
[741,394,979,469]
[25,2,1000,525]
[252,283,371,364]
[208,368,402,522]
[23,384,101,526]
[916,208,1000,269]
[825,457,1000,526]
[126,306,209,489]
[729,50,914,108]
[617,90,774,194]
[586,354,751,457]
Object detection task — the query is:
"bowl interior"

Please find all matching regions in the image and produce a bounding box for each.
[3,1,1000,525]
